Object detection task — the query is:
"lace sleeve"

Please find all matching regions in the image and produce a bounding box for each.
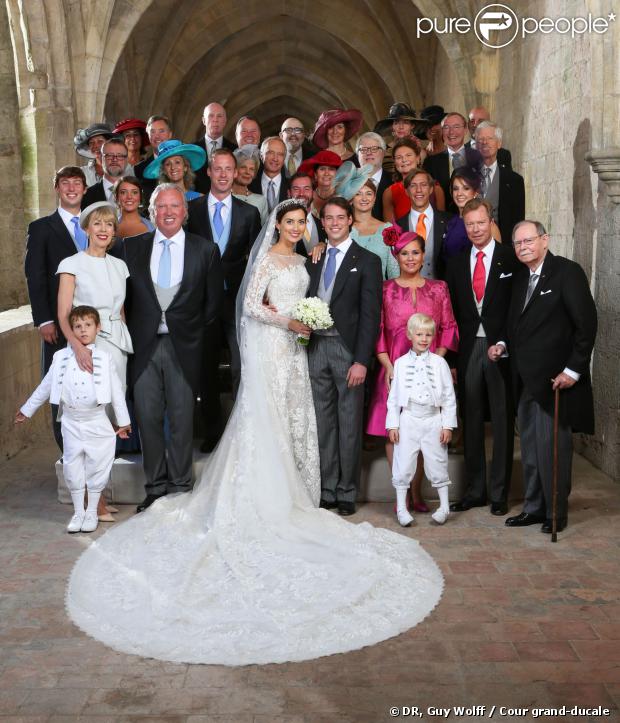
[243,256,290,329]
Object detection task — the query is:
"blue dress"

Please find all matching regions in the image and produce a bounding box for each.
[351,223,400,280]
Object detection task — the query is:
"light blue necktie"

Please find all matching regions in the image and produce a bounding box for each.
[157,238,172,288]
[324,247,339,289]
[213,201,224,237]
[71,217,88,251]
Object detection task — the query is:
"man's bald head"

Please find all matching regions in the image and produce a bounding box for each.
[468,106,491,136]
[280,117,306,153]
[203,102,227,139]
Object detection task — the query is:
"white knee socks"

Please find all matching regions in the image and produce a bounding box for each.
[396,487,409,513]
[437,485,449,514]
[70,490,85,515]
[86,491,101,514]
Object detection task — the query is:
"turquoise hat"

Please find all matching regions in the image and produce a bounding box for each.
[334,161,375,200]
[143,140,207,179]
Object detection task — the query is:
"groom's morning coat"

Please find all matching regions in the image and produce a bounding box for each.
[306,240,382,367]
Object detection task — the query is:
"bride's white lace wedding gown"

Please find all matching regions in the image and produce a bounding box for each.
[66,252,444,665]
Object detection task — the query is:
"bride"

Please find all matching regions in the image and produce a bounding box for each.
[66,199,444,666]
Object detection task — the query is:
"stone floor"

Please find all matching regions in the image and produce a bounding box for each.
[0,440,619,723]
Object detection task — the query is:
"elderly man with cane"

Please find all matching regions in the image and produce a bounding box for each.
[488,220,597,535]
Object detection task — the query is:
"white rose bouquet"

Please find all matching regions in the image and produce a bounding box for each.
[290,297,333,346]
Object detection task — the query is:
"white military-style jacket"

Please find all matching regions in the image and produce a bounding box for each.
[21,346,130,426]
[386,349,457,430]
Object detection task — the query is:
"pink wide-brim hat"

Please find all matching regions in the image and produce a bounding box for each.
[311,109,363,149]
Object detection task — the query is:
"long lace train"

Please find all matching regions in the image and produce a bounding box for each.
[66,253,444,666]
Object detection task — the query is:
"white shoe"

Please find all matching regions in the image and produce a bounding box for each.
[397,509,414,527]
[81,511,99,533]
[67,512,85,534]
[432,508,450,525]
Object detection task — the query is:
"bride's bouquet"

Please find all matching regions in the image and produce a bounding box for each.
[291,297,333,346]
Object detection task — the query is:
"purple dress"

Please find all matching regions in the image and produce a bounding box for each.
[366,278,459,437]
[442,215,472,262]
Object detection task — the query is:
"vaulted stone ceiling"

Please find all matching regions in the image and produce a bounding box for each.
[104,0,451,138]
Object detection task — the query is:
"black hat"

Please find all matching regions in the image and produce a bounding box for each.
[374,103,428,134]
[420,105,446,126]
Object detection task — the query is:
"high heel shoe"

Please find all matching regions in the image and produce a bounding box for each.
[98,513,116,522]
[412,500,430,514]
[105,506,119,514]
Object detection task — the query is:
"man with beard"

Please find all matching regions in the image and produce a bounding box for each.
[81,138,128,208]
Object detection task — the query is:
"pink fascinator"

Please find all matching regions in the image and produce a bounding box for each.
[382,224,420,256]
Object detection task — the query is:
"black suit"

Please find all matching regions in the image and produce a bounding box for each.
[24,210,80,450]
[134,155,157,206]
[446,241,519,505]
[369,169,391,221]
[493,164,525,245]
[81,181,107,209]
[466,141,512,168]
[306,241,382,504]
[396,208,453,280]
[423,151,451,210]
[186,194,261,438]
[305,242,382,368]
[123,231,223,393]
[248,168,290,205]
[187,195,261,296]
[193,137,237,194]
[123,230,223,495]
[505,252,597,521]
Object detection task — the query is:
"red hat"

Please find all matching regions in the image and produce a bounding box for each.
[113,118,150,147]
[298,150,343,178]
[311,109,363,149]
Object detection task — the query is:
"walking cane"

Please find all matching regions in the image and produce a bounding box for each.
[551,387,560,543]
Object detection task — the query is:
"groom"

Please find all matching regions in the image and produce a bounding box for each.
[306,197,382,515]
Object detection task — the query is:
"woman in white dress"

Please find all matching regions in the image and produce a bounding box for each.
[57,202,133,383]
[66,199,444,666]
[57,201,133,519]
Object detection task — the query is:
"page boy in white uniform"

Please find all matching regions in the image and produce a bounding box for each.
[15,305,130,533]
[387,312,457,526]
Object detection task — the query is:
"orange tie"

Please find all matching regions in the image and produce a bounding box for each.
[415,212,427,240]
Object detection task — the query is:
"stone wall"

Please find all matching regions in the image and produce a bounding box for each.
[493,0,619,480]
[0,308,52,461]
[0,1,27,311]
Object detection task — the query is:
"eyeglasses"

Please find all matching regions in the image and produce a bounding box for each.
[513,235,541,248]
[443,125,465,132]
[282,127,303,134]
[358,146,382,154]
[103,153,128,161]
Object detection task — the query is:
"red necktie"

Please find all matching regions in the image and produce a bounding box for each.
[472,250,486,302]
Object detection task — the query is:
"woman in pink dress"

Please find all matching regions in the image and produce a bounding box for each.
[367,226,458,511]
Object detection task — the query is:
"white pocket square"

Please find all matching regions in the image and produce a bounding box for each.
[350,267,357,272]
[499,272,512,278]
[540,289,552,295]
